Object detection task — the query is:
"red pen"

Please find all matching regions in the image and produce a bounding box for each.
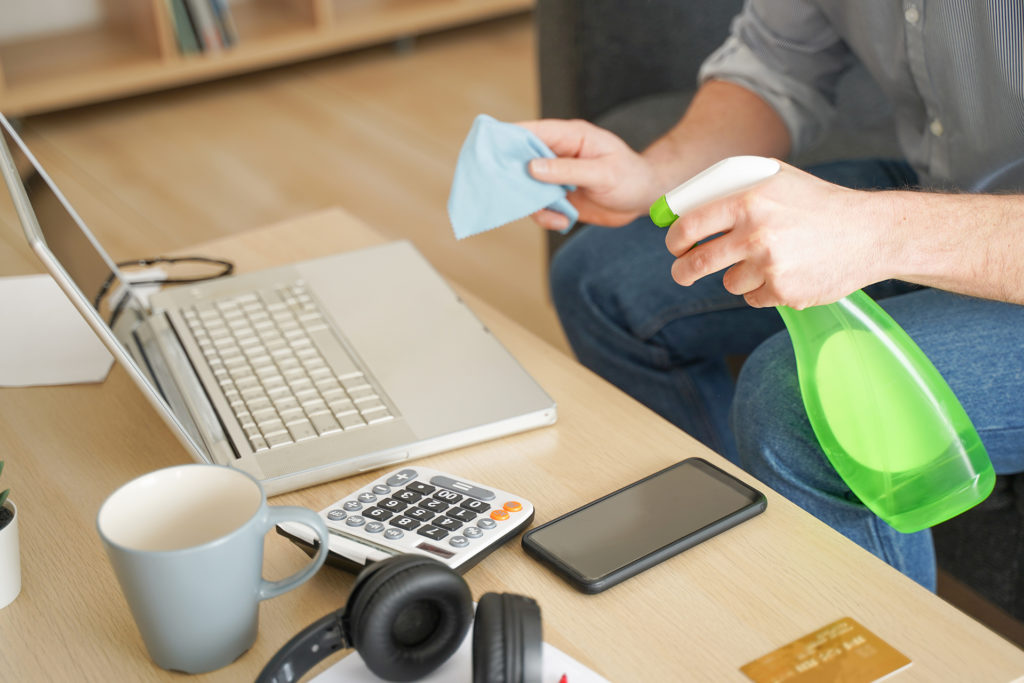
[559,676,568,683]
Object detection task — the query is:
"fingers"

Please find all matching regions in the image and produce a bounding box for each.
[721,262,765,296]
[528,156,613,190]
[515,119,592,157]
[531,209,571,231]
[665,194,749,285]
[670,235,748,287]
[743,284,783,309]
[664,197,741,257]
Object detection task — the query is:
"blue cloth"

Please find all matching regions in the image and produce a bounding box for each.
[549,158,1024,591]
[448,114,577,240]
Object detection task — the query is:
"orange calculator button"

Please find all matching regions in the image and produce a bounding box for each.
[503,501,523,513]
[490,509,510,522]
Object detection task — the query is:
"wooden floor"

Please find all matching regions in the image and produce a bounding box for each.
[0,13,571,353]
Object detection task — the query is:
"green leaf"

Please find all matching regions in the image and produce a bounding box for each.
[0,489,8,510]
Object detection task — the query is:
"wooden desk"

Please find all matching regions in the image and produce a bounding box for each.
[1,208,1022,681]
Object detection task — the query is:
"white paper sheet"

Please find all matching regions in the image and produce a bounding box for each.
[0,273,113,386]
[312,636,610,683]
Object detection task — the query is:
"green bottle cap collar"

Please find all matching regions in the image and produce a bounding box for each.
[649,195,677,228]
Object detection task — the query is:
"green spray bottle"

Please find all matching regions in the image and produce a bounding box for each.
[649,157,994,533]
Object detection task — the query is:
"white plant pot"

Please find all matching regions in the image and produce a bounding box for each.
[0,501,21,609]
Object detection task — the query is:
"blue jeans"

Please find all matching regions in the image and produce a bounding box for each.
[550,159,1024,589]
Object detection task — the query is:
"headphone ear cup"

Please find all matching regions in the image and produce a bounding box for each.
[472,593,542,683]
[348,555,473,682]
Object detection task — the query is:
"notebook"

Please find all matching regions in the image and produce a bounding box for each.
[0,115,556,495]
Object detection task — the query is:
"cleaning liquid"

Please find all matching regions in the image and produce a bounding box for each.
[650,157,994,532]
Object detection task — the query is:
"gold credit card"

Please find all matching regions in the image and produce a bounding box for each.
[741,617,912,683]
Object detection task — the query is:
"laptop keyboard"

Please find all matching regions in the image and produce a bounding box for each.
[182,282,394,453]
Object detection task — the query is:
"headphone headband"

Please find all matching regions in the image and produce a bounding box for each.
[256,611,350,683]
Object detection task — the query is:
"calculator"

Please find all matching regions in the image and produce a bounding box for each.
[276,466,535,574]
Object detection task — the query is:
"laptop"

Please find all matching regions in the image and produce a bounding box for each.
[0,115,556,495]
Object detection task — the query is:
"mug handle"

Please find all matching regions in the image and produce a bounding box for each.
[258,506,330,601]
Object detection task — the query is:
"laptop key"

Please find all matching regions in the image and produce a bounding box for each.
[287,420,317,442]
[338,413,366,430]
[258,418,286,435]
[310,412,341,435]
[265,432,293,448]
[330,399,357,416]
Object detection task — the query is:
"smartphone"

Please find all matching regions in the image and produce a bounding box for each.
[521,457,766,593]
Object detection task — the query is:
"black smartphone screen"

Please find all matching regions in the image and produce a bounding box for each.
[522,458,765,592]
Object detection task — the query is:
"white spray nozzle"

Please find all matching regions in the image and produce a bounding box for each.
[650,156,781,227]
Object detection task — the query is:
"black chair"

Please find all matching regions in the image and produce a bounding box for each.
[534,0,1024,627]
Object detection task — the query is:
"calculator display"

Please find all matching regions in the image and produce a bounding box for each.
[523,458,764,587]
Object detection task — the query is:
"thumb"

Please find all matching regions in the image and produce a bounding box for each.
[529,156,612,190]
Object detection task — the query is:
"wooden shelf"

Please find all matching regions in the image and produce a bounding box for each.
[0,0,533,117]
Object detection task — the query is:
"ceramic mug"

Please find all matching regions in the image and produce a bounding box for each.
[96,464,329,674]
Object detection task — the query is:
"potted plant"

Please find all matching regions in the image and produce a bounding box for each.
[0,461,20,608]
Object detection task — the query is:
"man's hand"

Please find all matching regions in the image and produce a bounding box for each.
[517,119,664,230]
[664,162,892,309]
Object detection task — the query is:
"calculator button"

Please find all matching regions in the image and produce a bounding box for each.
[461,499,490,514]
[343,500,362,512]
[477,518,497,530]
[433,517,463,532]
[405,507,436,522]
[393,489,423,504]
[503,501,523,513]
[378,498,409,513]
[372,484,391,496]
[419,499,449,513]
[449,536,470,548]
[357,492,378,504]
[326,509,347,521]
[429,475,496,501]
[446,508,477,523]
[390,516,422,531]
[386,469,418,487]
[463,527,484,539]
[365,521,385,534]
[406,481,436,495]
[345,515,366,527]
[433,489,463,505]
[417,526,449,541]
[364,507,394,521]
[490,510,510,522]
[384,528,404,540]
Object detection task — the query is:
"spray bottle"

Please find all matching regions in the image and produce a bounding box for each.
[649,156,994,533]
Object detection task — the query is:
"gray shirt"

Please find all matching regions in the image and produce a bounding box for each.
[699,0,1024,191]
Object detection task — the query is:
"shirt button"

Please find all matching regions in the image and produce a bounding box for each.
[930,118,944,137]
[905,5,920,24]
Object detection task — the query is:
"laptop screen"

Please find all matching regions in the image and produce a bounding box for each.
[0,117,211,458]
[0,120,148,336]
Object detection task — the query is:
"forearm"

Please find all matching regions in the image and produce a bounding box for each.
[883,190,1024,304]
[642,80,792,194]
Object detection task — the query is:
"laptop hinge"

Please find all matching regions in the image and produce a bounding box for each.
[134,314,237,466]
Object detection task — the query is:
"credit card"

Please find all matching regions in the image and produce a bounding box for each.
[741,617,911,683]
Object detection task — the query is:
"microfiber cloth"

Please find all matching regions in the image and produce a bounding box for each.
[448,114,578,240]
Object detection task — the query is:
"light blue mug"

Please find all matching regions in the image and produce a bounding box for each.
[97,464,329,674]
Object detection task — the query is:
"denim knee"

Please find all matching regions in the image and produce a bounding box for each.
[548,230,591,324]
[730,331,816,483]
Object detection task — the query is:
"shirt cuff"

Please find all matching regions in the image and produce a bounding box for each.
[698,34,838,158]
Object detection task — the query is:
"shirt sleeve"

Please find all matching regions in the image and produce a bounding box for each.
[698,0,856,157]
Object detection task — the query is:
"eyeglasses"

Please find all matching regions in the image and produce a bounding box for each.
[94,255,234,326]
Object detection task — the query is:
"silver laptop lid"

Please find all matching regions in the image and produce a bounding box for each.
[0,115,211,463]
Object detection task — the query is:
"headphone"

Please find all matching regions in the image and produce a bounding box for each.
[257,555,542,683]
